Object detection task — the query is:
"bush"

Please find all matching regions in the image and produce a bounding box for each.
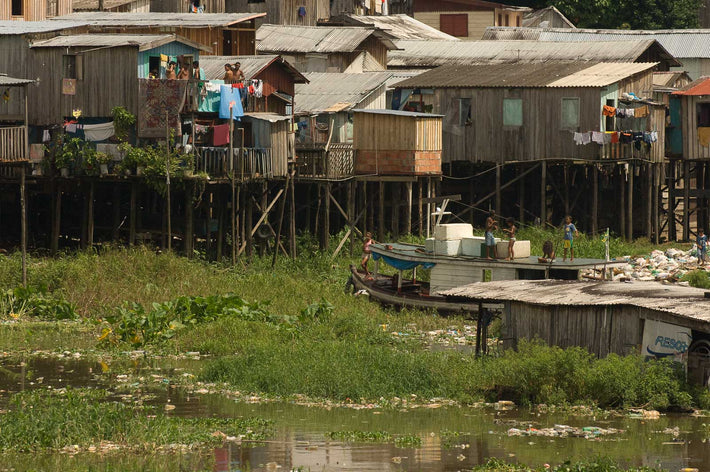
[0,286,78,321]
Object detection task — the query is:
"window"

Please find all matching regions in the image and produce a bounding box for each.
[503,98,523,127]
[504,14,509,26]
[516,15,521,27]
[440,14,468,37]
[459,98,472,126]
[561,98,580,129]
[12,0,22,16]
[698,103,710,127]
[497,13,502,26]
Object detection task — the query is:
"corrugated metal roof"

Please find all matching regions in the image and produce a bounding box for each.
[0,20,88,35]
[393,62,657,89]
[72,0,137,10]
[0,74,35,86]
[30,34,209,52]
[337,13,459,41]
[257,24,398,53]
[50,12,265,27]
[243,112,290,122]
[353,108,443,118]
[389,39,678,67]
[199,55,308,83]
[653,71,691,89]
[482,26,710,59]
[673,76,710,96]
[521,6,576,28]
[295,71,392,114]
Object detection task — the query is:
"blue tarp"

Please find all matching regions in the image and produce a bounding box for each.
[219,85,243,120]
[372,252,435,271]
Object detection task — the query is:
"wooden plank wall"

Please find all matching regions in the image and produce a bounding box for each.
[434,86,601,164]
[415,117,442,151]
[681,95,710,160]
[226,0,328,25]
[354,112,417,151]
[152,0,225,12]
[351,36,388,71]
[249,118,289,177]
[0,37,30,118]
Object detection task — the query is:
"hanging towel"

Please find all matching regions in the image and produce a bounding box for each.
[212,124,230,146]
[574,132,584,145]
[591,131,605,145]
[219,85,243,120]
[603,132,612,144]
[626,108,635,117]
[581,132,591,145]
[602,105,616,117]
[610,131,619,143]
[83,121,115,142]
[42,129,51,142]
[620,132,633,144]
[65,123,77,133]
[254,80,263,98]
[634,105,649,118]
[698,127,710,147]
[616,108,626,118]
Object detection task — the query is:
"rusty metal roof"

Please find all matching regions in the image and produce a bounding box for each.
[50,12,265,27]
[198,55,307,83]
[393,62,658,89]
[30,33,211,52]
[257,24,398,53]
[389,39,679,68]
[673,76,710,96]
[482,26,710,59]
[295,72,393,114]
[332,13,459,40]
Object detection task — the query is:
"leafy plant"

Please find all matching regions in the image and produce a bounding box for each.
[0,286,78,321]
[116,143,148,174]
[112,106,136,142]
[55,137,85,170]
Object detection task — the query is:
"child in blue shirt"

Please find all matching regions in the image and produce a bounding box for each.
[563,215,578,262]
[697,228,707,265]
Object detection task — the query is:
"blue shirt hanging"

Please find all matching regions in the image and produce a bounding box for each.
[219,85,243,120]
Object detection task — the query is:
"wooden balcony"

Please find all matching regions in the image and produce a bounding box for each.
[195,147,274,179]
[0,126,27,162]
[295,143,354,179]
[599,140,659,162]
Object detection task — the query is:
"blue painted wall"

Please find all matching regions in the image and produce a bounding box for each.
[137,42,201,78]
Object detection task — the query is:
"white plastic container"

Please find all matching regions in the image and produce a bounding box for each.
[434,223,473,240]
[496,240,531,259]
[425,238,435,253]
[461,236,485,256]
[434,239,462,256]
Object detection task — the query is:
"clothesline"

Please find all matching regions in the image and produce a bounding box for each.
[602,104,650,119]
[573,130,658,146]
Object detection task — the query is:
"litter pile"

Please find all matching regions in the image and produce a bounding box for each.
[583,247,707,282]
[506,424,623,439]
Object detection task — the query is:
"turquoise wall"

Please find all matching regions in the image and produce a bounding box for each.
[137,42,201,78]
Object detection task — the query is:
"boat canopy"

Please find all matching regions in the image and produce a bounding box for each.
[372,252,435,271]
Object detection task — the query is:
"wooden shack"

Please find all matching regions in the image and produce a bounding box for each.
[27,34,209,125]
[672,77,710,160]
[50,12,266,55]
[199,55,308,115]
[256,24,398,73]
[1,0,72,20]
[443,279,710,384]
[72,0,150,12]
[226,0,330,27]
[353,109,442,176]
[0,74,34,162]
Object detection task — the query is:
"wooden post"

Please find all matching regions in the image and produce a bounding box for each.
[417,178,423,237]
[129,182,137,246]
[305,183,312,234]
[166,112,172,252]
[206,191,213,260]
[272,173,291,267]
[518,165,525,224]
[540,161,547,225]
[592,165,598,236]
[185,182,194,258]
[563,163,570,216]
[80,187,88,250]
[378,181,385,240]
[217,191,224,261]
[112,185,121,241]
[20,165,27,286]
[51,183,62,255]
[245,190,253,257]
[646,163,652,239]
[87,180,94,248]
[348,180,355,256]
[627,163,634,241]
[619,166,626,241]
[669,161,677,241]
[323,182,331,250]
[495,164,501,214]
[391,182,400,239]
[683,160,691,241]
[230,118,236,266]
[289,174,296,258]
[404,181,413,235]
[653,163,660,244]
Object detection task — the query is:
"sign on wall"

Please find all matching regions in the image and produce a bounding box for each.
[642,319,692,362]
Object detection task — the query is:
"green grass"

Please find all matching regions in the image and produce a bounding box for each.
[0,388,272,452]
[326,430,422,448]
[470,457,665,472]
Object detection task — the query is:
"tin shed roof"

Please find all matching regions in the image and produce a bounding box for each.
[257,24,398,53]
[393,62,658,89]
[482,26,710,59]
[673,76,710,96]
[0,20,88,35]
[30,34,211,52]
[50,12,265,27]
[0,74,35,86]
[388,39,679,68]
[198,55,307,83]
[330,13,459,41]
[295,72,393,114]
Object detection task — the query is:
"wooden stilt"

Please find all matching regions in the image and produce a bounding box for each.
[272,173,291,267]
[518,165,525,224]
[592,165,598,236]
[627,163,634,241]
[305,183,312,234]
[669,161,676,241]
[246,190,253,257]
[653,163,660,244]
[360,181,367,236]
[563,163,570,216]
[51,183,62,255]
[619,166,626,241]
[469,176,475,225]
[378,180,385,239]
[20,165,27,286]
[391,182,400,239]
[314,183,321,236]
[348,180,355,256]
[217,191,224,262]
[289,175,296,258]
[495,164,501,214]
[87,181,94,248]
[129,182,137,246]
[323,181,331,250]
[683,161,690,241]
[112,185,121,241]
[404,181,413,235]
[540,161,547,225]
[206,191,213,260]
[185,182,194,258]
[646,163,652,239]
[80,185,88,249]
[417,178,423,237]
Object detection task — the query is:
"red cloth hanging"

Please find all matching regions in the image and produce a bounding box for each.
[211,123,230,146]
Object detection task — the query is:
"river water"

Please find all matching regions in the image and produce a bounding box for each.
[0,356,708,472]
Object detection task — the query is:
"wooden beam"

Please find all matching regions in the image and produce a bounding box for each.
[391,182,400,239]
[272,173,291,267]
[129,182,137,246]
[619,166,626,240]
[540,161,547,225]
[592,165,598,236]
[87,180,94,248]
[238,188,285,256]
[627,163,634,240]
[495,164,501,214]
[378,181,385,239]
[404,181,413,235]
[331,208,365,260]
[417,179,423,236]
[112,185,121,241]
[20,165,27,286]
[185,182,194,258]
[323,182,331,250]
[51,183,62,255]
[683,160,690,241]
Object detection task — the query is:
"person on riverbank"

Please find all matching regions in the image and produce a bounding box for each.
[485,211,498,260]
[697,228,707,265]
[503,217,516,260]
[361,232,376,276]
[563,215,578,262]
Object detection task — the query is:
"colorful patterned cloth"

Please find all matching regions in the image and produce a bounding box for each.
[138,79,187,138]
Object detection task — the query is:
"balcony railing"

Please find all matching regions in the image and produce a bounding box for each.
[295,143,354,179]
[0,126,27,162]
[599,141,654,160]
[195,147,274,179]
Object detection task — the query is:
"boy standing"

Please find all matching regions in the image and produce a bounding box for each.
[562,216,578,262]
[485,211,498,260]
[697,228,708,265]
[361,232,375,276]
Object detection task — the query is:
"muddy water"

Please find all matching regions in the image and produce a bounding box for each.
[1,357,709,472]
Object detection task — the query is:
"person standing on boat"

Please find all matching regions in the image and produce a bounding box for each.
[503,217,516,260]
[562,215,578,262]
[485,211,498,260]
[361,232,376,276]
